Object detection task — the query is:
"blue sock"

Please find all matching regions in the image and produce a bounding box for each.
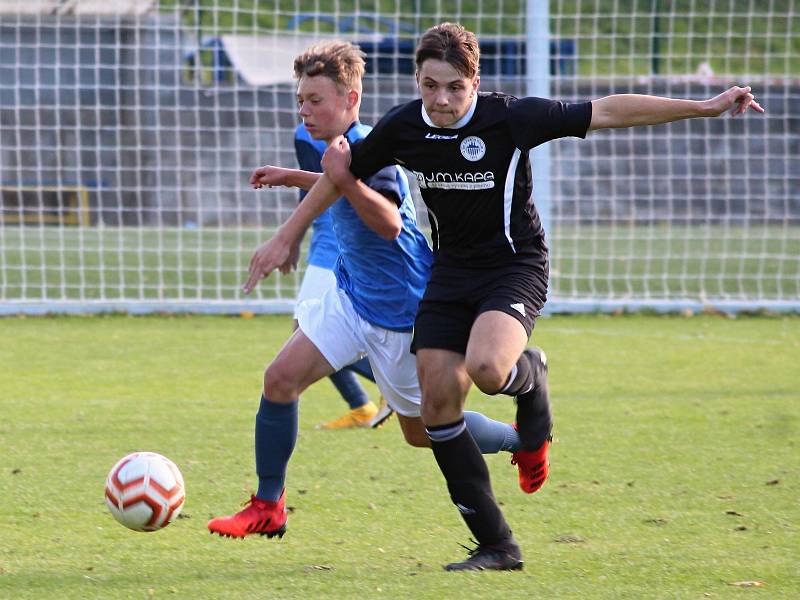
[343,357,375,382]
[328,369,369,409]
[464,411,520,454]
[255,394,298,502]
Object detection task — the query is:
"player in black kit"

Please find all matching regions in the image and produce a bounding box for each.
[245,22,763,572]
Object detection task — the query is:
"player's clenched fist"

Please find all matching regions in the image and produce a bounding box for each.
[321,135,352,188]
[250,165,290,189]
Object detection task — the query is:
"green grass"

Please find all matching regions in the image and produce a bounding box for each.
[1,314,798,598]
[2,226,799,303]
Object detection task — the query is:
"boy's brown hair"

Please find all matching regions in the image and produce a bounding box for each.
[293,41,366,91]
[415,22,480,78]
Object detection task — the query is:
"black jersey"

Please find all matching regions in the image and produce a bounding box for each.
[349,92,592,267]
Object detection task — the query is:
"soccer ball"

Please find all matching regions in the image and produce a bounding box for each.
[104,452,186,532]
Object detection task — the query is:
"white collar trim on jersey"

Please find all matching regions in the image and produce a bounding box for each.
[420,93,478,129]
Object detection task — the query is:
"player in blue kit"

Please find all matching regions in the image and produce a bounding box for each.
[207,41,522,539]
[291,124,390,430]
[242,23,763,570]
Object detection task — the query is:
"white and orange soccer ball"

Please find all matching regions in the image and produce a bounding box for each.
[104,452,185,532]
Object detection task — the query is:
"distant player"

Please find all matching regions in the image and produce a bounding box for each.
[208,41,523,540]
[291,123,391,430]
[243,23,763,571]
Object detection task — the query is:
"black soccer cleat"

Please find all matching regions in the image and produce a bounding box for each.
[259,525,287,539]
[515,347,552,452]
[443,538,524,572]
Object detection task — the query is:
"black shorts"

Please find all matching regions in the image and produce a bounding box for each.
[412,256,548,355]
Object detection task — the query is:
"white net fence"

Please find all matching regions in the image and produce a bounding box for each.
[0,0,797,314]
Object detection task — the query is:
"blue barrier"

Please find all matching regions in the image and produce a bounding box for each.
[185,18,576,84]
[342,36,574,77]
[183,37,234,83]
[286,15,574,77]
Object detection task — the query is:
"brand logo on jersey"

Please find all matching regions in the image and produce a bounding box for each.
[412,170,495,190]
[425,133,459,140]
[460,136,486,161]
[510,303,526,317]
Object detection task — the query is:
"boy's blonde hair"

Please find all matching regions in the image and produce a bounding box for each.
[293,41,366,91]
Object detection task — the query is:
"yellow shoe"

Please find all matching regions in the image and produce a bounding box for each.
[369,396,394,429]
[318,402,378,430]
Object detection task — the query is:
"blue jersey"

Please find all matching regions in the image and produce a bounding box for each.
[294,124,339,270]
[332,122,432,332]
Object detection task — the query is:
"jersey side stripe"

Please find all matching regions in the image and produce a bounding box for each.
[503,148,522,253]
[427,206,440,252]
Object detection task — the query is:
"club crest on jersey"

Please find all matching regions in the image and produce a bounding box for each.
[460,136,486,162]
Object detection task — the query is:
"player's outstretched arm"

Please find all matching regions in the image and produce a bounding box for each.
[249,165,321,191]
[588,86,764,131]
[242,174,341,293]
[321,136,402,240]
[247,164,319,279]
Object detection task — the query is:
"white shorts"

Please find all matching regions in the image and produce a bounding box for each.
[296,286,421,417]
[294,264,337,319]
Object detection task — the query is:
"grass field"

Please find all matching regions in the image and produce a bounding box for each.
[2,226,798,303]
[1,313,798,598]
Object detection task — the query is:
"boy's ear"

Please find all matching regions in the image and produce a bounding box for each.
[347,89,360,109]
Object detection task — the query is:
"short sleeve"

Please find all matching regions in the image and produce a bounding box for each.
[349,108,400,180]
[362,166,402,207]
[508,97,592,151]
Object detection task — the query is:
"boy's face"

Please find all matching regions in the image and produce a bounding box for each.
[296,75,356,143]
[416,59,479,128]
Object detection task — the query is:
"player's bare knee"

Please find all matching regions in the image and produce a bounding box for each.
[466,359,506,394]
[263,363,298,402]
[420,393,461,426]
[420,394,447,425]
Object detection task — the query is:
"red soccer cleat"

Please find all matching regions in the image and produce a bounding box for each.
[207,490,288,539]
[510,433,551,494]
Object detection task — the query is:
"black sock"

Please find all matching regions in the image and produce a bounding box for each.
[499,353,533,397]
[427,423,512,545]
[516,356,552,451]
